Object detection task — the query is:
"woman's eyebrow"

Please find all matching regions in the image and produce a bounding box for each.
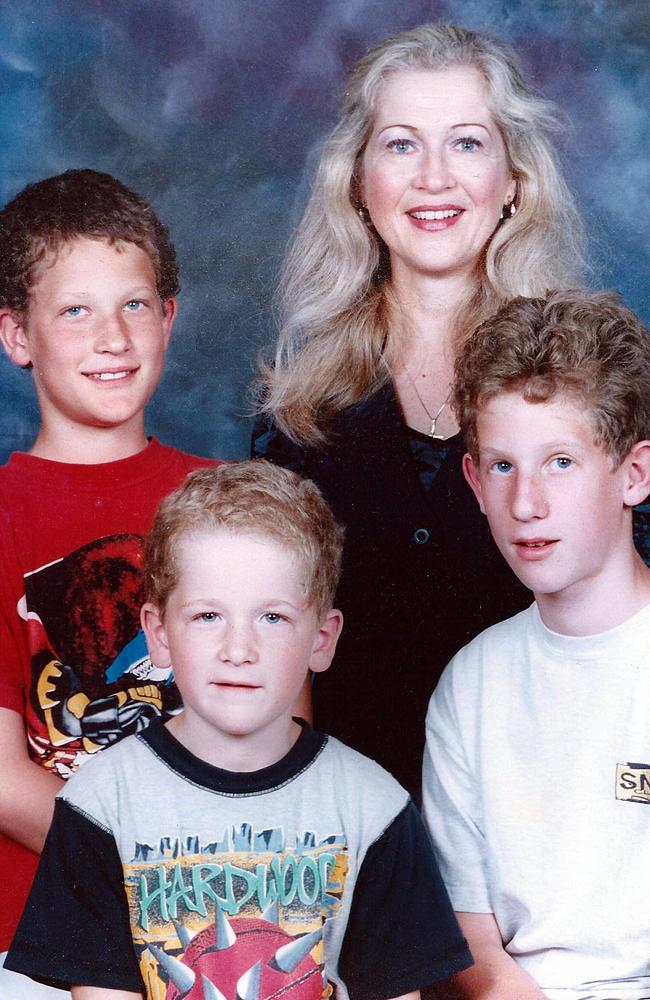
[375,119,493,135]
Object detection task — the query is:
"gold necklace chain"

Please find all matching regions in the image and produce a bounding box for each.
[407,372,451,439]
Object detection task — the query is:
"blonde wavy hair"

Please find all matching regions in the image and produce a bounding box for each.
[258,22,586,445]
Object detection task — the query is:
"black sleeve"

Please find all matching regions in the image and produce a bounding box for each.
[339,800,473,1000]
[250,413,308,473]
[5,798,143,994]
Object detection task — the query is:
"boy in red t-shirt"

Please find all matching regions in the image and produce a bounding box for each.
[0,169,217,997]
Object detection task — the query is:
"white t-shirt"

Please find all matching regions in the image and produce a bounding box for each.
[423,601,650,1000]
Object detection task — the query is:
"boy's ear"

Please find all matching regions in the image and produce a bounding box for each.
[141,602,172,669]
[161,298,177,350]
[0,309,32,368]
[462,452,485,514]
[309,609,343,675]
[621,441,650,508]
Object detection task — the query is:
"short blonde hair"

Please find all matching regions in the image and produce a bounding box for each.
[144,461,344,618]
[453,290,650,466]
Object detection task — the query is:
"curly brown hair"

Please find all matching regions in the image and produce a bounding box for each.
[0,169,179,311]
[144,461,344,619]
[453,290,650,466]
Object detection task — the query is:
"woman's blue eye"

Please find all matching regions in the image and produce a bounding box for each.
[387,138,414,154]
[554,457,572,470]
[456,137,482,152]
[65,306,84,317]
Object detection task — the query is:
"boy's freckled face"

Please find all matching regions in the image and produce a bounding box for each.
[464,391,631,603]
[17,236,174,438]
[147,530,334,752]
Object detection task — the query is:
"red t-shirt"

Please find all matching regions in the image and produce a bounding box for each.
[0,438,217,948]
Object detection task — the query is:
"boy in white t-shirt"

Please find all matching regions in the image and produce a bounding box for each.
[422,290,650,1000]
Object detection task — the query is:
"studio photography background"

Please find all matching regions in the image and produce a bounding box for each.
[1,0,648,462]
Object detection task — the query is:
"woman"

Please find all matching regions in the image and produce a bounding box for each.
[252,23,586,797]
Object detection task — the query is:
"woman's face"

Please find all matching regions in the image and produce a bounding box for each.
[360,65,516,285]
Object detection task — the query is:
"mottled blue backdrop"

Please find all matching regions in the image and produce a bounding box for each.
[1,0,648,461]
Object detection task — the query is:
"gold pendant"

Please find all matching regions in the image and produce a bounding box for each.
[429,416,445,440]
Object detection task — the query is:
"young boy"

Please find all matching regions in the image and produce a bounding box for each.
[0,169,216,995]
[6,460,472,999]
[422,290,650,999]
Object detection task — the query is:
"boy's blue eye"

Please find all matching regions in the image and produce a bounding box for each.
[125,300,144,312]
[263,613,283,624]
[64,306,84,317]
[198,612,219,622]
[493,461,513,473]
[554,457,572,470]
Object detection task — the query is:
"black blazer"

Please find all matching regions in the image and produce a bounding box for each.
[252,381,531,797]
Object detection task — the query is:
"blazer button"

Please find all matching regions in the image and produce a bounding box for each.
[413,527,430,545]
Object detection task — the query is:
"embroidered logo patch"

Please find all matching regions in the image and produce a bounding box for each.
[616,763,650,803]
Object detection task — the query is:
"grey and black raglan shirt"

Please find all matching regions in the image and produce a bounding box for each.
[7,720,471,999]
